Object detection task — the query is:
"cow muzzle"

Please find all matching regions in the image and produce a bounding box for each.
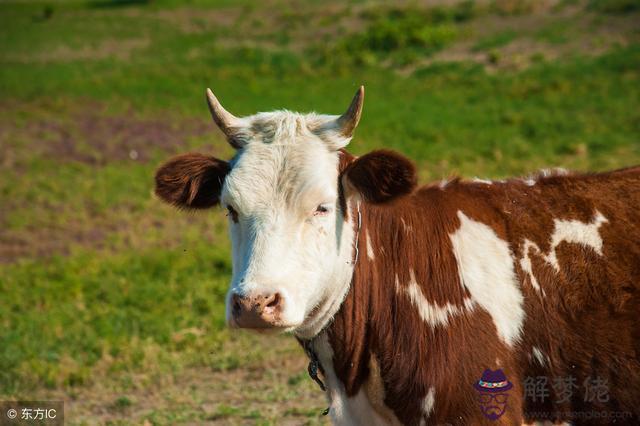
[229,292,284,329]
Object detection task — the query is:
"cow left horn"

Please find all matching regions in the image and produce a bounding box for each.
[206,88,242,148]
[337,86,365,138]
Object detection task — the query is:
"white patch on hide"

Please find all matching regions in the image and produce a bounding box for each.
[518,210,608,294]
[422,387,435,416]
[523,167,569,187]
[396,271,473,328]
[543,211,608,271]
[400,217,412,234]
[539,168,569,177]
[472,178,493,185]
[532,346,549,367]
[520,239,545,294]
[314,333,395,426]
[449,211,525,347]
[366,231,375,260]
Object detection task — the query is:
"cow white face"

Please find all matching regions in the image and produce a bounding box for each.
[219,111,357,337]
[155,87,417,339]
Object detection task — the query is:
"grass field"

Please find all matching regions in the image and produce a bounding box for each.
[1,0,639,424]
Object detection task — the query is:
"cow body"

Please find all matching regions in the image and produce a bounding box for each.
[155,87,640,426]
[314,160,640,425]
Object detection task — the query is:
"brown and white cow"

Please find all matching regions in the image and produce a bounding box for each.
[155,87,640,425]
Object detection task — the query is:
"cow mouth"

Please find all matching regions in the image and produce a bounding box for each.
[227,315,298,333]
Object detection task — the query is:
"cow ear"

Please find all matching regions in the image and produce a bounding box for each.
[155,153,230,209]
[341,150,417,204]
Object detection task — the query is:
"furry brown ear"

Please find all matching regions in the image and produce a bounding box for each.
[155,153,230,209]
[341,150,417,204]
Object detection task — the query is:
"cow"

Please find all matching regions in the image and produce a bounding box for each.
[154,86,640,425]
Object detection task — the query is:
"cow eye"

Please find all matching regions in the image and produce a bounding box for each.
[313,204,331,216]
[226,205,239,223]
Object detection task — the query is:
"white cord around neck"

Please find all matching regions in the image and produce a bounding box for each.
[350,201,362,266]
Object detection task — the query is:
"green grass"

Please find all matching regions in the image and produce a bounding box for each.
[331,3,475,63]
[472,30,518,51]
[1,0,639,423]
[589,0,640,14]
[534,20,571,44]
[0,240,230,393]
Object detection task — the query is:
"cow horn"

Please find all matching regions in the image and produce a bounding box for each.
[206,88,241,145]
[337,86,364,138]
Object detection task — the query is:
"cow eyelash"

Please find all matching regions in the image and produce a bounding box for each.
[313,204,331,216]
[225,205,239,223]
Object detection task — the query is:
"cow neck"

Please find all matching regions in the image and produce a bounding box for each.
[297,201,380,391]
[322,198,380,395]
[322,196,449,404]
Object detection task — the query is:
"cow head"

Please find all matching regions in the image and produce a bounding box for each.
[155,87,416,339]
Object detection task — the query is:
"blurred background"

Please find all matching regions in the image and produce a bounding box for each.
[1,0,639,424]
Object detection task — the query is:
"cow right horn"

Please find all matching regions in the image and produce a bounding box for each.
[206,88,243,148]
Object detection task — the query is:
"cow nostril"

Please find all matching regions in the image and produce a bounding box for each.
[231,293,242,317]
[266,293,281,309]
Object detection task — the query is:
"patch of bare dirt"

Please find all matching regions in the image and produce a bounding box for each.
[3,38,150,64]
[153,8,243,34]
[30,336,327,425]
[0,205,220,264]
[399,8,640,74]
[0,222,116,263]
[204,0,640,70]
[98,6,243,34]
[1,103,211,167]
[0,101,222,264]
